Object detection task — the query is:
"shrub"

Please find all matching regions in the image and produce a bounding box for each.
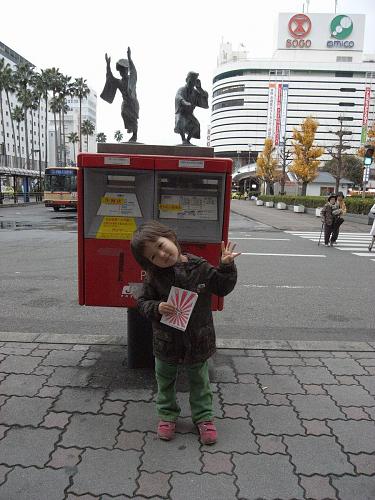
[257,195,373,214]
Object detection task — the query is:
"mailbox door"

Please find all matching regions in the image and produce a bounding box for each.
[81,166,154,307]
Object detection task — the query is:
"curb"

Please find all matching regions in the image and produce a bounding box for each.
[0,331,374,352]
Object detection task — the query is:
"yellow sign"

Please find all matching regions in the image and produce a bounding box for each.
[96,217,137,240]
[101,196,124,205]
[159,203,181,211]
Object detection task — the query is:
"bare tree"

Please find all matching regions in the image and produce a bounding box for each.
[278,137,293,195]
[325,117,352,193]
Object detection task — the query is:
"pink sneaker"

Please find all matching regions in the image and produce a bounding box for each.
[157,420,176,441]
[197,421,217,445]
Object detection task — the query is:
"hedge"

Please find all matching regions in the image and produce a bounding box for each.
[257,195,374,215]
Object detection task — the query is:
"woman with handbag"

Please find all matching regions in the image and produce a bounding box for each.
[331,191,347,245]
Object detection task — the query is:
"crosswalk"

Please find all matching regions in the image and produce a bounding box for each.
[285,231,375,261]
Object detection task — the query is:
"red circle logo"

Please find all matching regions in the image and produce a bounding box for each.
[288,14,312,39]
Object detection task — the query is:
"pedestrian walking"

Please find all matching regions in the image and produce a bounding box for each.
[331,191,347,244]
[368,202,375,252]
[131,221,240,444]
[321,193,339,246]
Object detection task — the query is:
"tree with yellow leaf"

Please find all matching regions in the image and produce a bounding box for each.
[256,138,279,194]
[289,117,325,195]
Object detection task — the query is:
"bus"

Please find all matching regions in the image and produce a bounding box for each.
[44,166,78,211]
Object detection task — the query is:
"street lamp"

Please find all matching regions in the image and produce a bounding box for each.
[236,149,242,171]
[248,144,253,165]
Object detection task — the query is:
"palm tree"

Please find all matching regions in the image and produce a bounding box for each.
[12,106,24,168]
[81,120,95,152]
[67,132,79,164]
[114,130,123,143]
[57,74,72,165]
[0,58,8,160]
[96,132,107,143]
[72,78,90,153]
[0,59,18,167]
[14,62,35,169]
[49,96,63,165]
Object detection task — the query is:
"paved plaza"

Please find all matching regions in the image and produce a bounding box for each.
[0,334,374,499]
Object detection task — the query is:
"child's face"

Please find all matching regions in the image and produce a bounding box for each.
[143,237,180,268]
[329,198,336,205]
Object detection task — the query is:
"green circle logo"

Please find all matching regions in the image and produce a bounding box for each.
[330,15,353,39]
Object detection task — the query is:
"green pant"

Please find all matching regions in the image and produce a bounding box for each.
[155,358,213,424]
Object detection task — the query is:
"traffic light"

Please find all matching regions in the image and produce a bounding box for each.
[364,145,374,166]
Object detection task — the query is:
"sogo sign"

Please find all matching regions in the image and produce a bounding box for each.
[286,14,312,48]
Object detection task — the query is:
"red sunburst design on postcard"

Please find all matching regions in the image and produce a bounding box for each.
[160,286,198,331]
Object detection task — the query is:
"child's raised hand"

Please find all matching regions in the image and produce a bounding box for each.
[158,302,176,316]
[221,241,241,264]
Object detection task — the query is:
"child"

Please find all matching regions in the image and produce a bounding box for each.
[321,194,339,246]
[131,221,240,445]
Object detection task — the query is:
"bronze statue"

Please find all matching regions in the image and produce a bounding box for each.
[100,47,139,142]
[174,71,208,145]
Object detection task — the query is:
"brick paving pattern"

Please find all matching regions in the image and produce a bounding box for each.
[0,341,374,499]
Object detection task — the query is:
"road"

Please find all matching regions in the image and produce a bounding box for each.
[0,203,374,343]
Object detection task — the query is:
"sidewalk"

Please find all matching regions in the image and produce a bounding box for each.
[0,333,374,499]
[230,199,370,232]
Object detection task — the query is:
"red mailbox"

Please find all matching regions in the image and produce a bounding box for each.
[78,152,232,311]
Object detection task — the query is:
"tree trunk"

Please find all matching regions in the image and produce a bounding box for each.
[79,98,82,153]
[301,182,307,196]
[335,177,340,194]
[53,112,58,165]
[44,95,48,168]
[24,107,30,169]
[7,91,18,170]
[73,142,76,162]
[269,183,274,195]
[17,122,21,167]
[0,90,6,164]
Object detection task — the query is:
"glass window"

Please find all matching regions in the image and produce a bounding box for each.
[212,99,244,111]
[213,85,245,97]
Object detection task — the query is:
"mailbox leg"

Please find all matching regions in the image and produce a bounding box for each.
[127,308,154,369]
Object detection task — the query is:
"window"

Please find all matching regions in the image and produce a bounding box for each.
[340,88,356,92]
[339,102,355,106]
[212,99,244,110]
[213,85,245,97]
[335,71,353,78]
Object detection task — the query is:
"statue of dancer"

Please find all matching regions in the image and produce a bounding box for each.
[100,47,139,142]
[174,71,208,145]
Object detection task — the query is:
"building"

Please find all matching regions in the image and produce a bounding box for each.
[0,41,48,195]
[211,13,375,192]
[48,88,97,167]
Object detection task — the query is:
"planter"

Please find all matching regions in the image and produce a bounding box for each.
[293,205,305,213]
[265,201,274,208]
[276,202,287,210]
[315,208,322,217]
[256,200,264,206]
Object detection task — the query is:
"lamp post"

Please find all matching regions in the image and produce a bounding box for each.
[236,149,241,171]
[248,144,253,166]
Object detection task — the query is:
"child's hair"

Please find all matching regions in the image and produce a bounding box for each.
[131,221,181,274]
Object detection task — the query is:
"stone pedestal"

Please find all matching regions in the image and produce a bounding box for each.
[97,143,215,158]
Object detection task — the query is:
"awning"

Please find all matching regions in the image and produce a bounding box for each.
[0,166,44,177]
[232,171,258,182]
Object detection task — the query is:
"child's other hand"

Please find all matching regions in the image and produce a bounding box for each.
[158,302,176,315]
[221,241,241,264]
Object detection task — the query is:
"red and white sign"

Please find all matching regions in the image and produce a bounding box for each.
[361,87,371,144]
[288,13,312,38]
[274,84,283,145]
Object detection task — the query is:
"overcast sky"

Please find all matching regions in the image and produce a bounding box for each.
[2,0,374,146]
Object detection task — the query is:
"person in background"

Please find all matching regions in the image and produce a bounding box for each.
[331,191,347,244]
[321,193,338,246]
[368,202,375,252]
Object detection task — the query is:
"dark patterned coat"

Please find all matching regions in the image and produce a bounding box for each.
[137,254,237,365]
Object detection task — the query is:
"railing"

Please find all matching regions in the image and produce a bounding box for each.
[0,192,44,204]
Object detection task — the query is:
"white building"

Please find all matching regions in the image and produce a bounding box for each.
[48,88,97,166]
[211,13,375,190]
[0,41,48,192]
